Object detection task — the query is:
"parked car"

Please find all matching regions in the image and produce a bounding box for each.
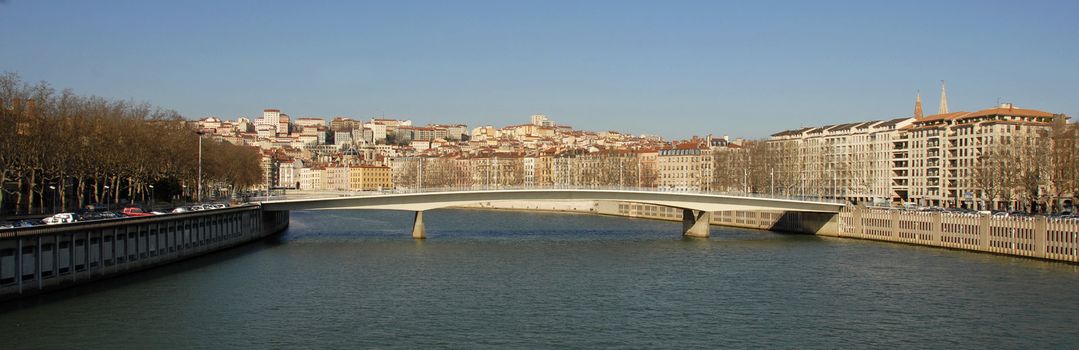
[190,205,207,211]
[0,223,14,229]
[121,207,154,217]
[13,220,39,228]
[43,213,80,225]
[171,207,190,213]
[210,203,227,209]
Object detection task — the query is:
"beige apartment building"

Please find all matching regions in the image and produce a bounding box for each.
[770,101,1065,209]
[349,165,393,191]
[770,117,913,202]
[657,142,713,191]
[902,104,1061,208]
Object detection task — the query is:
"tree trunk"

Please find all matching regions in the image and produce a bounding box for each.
[58,173,66,212]
[92,176,100,204]
[0,172,4,215]
[113,177,120,206]
[77,178,85,210]
[38,173,46,214]
[25,170,35,215]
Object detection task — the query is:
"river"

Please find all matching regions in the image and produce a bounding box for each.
[2,209,1079,349]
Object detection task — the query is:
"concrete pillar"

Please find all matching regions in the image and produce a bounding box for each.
[682,209,711,238]
[412,211,426,239]
[979,215,991,251]
[890,210,900,239]
[1035,216,1047,258]
[930,212,942,242]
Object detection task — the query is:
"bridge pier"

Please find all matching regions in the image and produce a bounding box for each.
[682,209,711,238]
[412,211,426,239]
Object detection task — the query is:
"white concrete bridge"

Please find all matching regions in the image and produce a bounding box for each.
[258,188,845,239]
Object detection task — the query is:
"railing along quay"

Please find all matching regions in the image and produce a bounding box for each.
[0,205,289,302]
[835,207,1078,263]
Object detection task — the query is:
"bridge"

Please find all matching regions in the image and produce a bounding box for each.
[259,188,845,239]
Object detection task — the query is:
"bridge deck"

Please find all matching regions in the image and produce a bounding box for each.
[259,188,844,213]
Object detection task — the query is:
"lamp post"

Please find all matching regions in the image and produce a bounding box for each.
[196,131,205,203]
[148,185,155,211]
[770,168,774,196]
[103,185,111,211]
[48,185,57,214]
[743,168,748,194]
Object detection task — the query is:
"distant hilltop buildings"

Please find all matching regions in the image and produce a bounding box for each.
[193,111,743,193]
[192,82,1074,212]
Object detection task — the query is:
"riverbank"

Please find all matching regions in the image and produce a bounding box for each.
[0,207,290,302]
[458,200,1079,263]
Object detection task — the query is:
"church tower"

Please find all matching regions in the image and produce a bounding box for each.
[938,80,949,114]
[914,91,923,118]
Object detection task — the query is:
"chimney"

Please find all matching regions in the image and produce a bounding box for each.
[25,99,35,117]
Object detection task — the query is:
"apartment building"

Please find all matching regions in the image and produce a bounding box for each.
[903,104,1062,208]
[657,142,713,191]
[770,102,1063,208]
[349,165,393,191]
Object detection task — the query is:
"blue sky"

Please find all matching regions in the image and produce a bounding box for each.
[2,0,1077,138]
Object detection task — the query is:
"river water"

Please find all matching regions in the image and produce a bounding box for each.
[2,209,1079,349]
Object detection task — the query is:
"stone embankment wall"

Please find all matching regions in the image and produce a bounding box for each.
[0,206,289,302]
[464,200,1077,263]
[832,207,1077,263]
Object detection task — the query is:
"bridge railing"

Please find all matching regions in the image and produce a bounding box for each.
[252,185,846,205]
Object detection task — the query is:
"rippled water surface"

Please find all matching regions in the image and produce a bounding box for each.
[3,209,1079,349]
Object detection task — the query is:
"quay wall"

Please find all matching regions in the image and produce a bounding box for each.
[0,206,289,302]
[462,200,1077,263]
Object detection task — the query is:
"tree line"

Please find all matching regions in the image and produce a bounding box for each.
[0,73,263,216]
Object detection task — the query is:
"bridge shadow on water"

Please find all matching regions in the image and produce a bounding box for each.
[0,234,287,314]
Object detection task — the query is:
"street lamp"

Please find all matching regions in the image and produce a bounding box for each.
[103,185,111,211]
[148,185,155,210]
[48,185,57,213]
[196,131,205,203]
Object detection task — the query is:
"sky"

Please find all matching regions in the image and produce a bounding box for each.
[1,0,1077,139]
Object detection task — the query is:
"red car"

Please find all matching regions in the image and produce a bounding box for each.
[121,207,154,217]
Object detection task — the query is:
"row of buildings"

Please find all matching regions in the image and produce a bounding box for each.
[197,110,746,193]
[196,84,1071,211]
[770,83,1068,210]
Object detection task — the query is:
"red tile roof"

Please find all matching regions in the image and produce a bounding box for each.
[962,106,1056,119]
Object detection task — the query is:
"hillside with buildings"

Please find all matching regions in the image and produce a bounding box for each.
[195,84,1076,213]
